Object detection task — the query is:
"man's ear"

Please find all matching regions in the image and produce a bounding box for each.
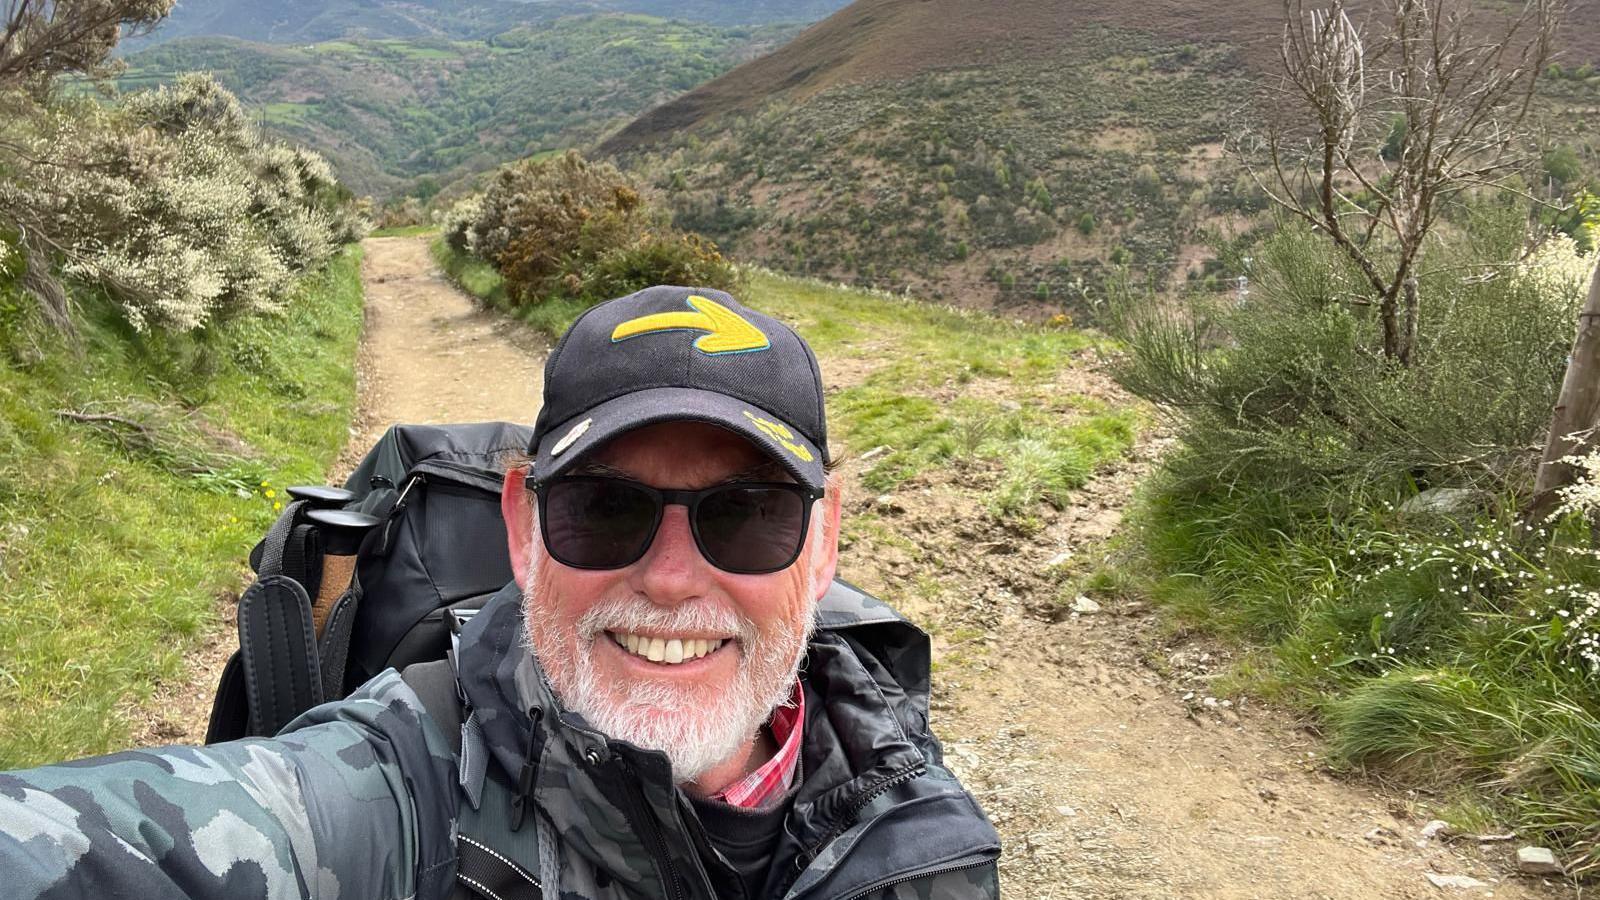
[502,467,535,588]
[809,478,843,600]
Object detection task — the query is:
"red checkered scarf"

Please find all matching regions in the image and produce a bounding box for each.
[711,682,804,808]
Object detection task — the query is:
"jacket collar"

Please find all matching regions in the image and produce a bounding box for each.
[455,581,970,895]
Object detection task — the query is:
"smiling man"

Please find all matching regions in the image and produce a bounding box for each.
[0,286,1000,900]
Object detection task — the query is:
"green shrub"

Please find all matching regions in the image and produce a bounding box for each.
[580,231,737,301]
[1108,212,1579,495]
[1116,206,1600,870]
[462,150,734,306]
[1,74,366,334]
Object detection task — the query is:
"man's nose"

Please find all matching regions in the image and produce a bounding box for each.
[631,504,712,603]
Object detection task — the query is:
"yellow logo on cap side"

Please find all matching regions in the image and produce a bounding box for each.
[742,410,814,462]
[611,295,770,355]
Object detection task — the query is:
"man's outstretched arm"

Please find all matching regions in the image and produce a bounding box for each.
[0,671,457,900]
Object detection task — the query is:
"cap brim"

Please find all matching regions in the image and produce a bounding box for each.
[532,387,826,493]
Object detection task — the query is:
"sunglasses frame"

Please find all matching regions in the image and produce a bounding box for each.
[530,474,823,575]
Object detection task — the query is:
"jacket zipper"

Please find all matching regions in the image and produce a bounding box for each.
[776,761,928,898]
[615,758,687,900]
[838,855,997,900]
[809,762,926,856]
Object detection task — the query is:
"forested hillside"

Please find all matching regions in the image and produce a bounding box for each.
[120,0,850,48]
[120,16,799,197]
[603,0,1600,312]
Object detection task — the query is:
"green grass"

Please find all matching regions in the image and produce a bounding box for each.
[261,101,315,126]
[370,224,438,238]
[0,248,365,768]
[745,271,1133,521]
[431,238,592,339]
[1117,466,1600,873]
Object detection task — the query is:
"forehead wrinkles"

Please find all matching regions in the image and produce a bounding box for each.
[585,423,775,488]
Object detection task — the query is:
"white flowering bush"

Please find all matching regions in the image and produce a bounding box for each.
[1332,518,1600,676]
[437,195,483,254]
[1519,232,1598,305]
[0,73,367,334]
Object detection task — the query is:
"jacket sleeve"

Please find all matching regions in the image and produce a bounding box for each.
[0,670,458,900]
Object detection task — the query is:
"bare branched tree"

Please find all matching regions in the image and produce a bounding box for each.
[1248,0,1560,366]
[0,0,173,88]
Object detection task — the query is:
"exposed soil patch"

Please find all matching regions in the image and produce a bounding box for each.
[825,368,1575,898]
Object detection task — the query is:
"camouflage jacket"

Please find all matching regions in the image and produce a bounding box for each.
[1,580,1001,899]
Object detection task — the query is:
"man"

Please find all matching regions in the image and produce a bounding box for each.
[0,286,1001,899]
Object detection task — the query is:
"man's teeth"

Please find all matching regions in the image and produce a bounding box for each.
[610,633,726,664]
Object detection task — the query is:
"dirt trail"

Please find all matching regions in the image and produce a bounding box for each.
[346,236,546,453]
[140,236,1573,897]
[130,235,548,748]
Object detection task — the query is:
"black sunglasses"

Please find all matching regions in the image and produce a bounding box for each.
[531,475,822,575]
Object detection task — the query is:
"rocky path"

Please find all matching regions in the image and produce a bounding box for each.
[141,235,1573,897]
[130,235,548,748]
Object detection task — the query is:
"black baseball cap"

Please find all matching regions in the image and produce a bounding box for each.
[529,285,829,492]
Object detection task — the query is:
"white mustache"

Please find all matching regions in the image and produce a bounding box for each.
[574,596,758,645]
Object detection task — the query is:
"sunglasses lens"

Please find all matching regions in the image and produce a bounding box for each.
[696,485,808,573]
[543,479,658,568]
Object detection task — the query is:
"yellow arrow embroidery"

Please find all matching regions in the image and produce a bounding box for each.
[610,295,770,355]
[743,410,814,462]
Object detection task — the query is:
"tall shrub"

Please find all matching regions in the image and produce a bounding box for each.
[463,150,734,305]
[0,74,367,333]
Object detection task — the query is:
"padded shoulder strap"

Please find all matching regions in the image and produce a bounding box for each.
[401,661,542,900]
[236,575,324,737]
[401,659,462,758]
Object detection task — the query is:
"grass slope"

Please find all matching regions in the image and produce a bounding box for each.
[0,249,364,768]
[121,16,800,197]
[627,25,1259,311]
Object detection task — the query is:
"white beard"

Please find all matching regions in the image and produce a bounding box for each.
[523,558,818,784]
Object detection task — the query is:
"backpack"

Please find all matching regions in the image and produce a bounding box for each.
[206,421,531,743]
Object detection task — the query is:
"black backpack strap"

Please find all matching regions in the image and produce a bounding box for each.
[231,502,329,737]
[402,660,543,900]
[237,574,324,737]
[253,500,321,581]
[401,659,462,757]
[455,835,542,900]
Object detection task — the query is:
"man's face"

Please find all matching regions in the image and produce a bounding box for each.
[502,421,839,784]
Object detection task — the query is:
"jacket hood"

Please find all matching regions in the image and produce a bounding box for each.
[454,579,999,898]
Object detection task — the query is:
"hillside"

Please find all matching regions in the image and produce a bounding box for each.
[603,0,1600,312]
[121,16,798,197]
[120,0,851,49]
